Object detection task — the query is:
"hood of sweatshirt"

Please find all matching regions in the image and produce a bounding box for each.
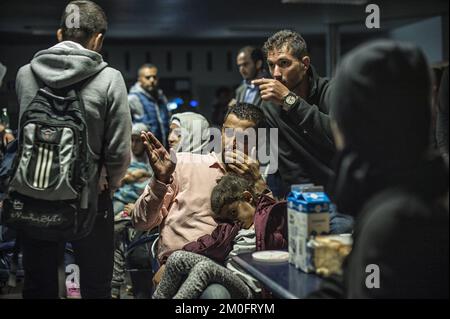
[329,40,431,170]
[30,41,108,89]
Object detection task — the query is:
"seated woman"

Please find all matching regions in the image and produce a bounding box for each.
[168,111,210,154]
[114,112,209,215]
[112,114,211,298]
[153,174,287,299]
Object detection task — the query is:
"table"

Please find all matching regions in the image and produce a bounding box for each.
[232,252,323,299]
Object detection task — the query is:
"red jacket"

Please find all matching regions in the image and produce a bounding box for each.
[183,195,288,264]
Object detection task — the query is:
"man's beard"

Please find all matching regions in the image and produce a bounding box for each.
[147,86,158,97]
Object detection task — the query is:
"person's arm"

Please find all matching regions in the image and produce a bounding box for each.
[132,131,177,231]
[104,70,132,191]
[285,91,334,145]
[182,223,240,264]
[253,77,334,146]
[120,172,135,185]
[131,175,178,231]
[16,65,40,120]
[128,94,144,122]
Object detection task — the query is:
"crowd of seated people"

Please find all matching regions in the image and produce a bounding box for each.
[0,0,448,300]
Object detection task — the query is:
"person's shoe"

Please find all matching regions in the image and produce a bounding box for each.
[66,282,81,299]
[111,286,121,299]
[125,285,133,296]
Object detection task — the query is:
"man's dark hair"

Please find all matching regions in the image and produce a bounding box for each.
[211,174,255,221]
[225,102,266,129]
[238,46,264,65]
[263,29,308,60]
[60,0,108,47]
[138,63,158,77]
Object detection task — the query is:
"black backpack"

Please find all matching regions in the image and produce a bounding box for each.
[1,82,101,242]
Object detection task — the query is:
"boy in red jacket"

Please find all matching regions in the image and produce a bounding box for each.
[153,174,287,299]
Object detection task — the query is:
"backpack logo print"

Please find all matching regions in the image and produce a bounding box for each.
[33,144,54,189]
[13,199,24,210]
[40,127,57,143]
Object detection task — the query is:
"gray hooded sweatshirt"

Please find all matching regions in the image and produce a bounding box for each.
[15,41,131,191]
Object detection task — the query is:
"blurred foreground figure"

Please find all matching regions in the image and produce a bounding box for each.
[310,40,449,299]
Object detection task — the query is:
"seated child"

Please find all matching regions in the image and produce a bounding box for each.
[152,174,287,299]
[112,123,153,298]
[113,161,151,215]
[113,123,152,215]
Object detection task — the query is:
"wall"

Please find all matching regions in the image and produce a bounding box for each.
[389,16,445,64]
[0,36,326,128]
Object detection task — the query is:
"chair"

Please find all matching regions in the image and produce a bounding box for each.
[125,230,159,298]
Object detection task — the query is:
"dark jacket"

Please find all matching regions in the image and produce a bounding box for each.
[261,65,335,193]
[183,195,287,264]
[235,82,262,107]
[310,156,449,299]
[128,83,170,147]
[437,67,449,161]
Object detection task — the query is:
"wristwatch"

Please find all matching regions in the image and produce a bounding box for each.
[282,92,299,111]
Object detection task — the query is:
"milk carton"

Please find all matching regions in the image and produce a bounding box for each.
[287,184,330,272]
[287,184,312,266]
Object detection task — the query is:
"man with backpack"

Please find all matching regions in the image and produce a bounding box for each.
[0,63,14,162]
[7,0,131,298]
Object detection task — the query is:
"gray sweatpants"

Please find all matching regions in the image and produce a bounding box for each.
[153,251,253,299]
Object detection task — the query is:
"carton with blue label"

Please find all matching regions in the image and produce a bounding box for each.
[287,184,330,272]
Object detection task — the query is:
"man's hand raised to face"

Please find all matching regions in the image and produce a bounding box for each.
[225,148,269,196]
[252,78,290,105]
[141,131,176,184]
[225,149,261,182]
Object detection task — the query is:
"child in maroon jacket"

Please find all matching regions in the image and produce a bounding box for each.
[153,174,287,299]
